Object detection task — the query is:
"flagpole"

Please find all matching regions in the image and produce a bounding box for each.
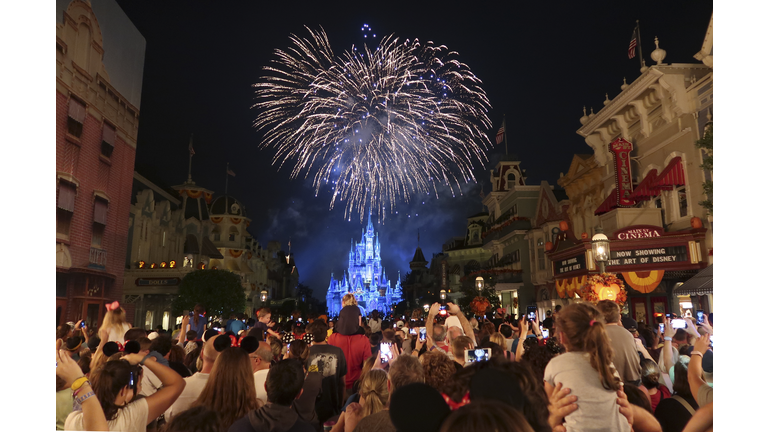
[636,20,646,70]
[187,133,194,182]
[503,114,508,156]
[225,162,229,195]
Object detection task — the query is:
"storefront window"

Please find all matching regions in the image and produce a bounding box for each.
[537,248,546,270]
[145,310,154,329]
[653,197,666,223]
[677,187,688,218]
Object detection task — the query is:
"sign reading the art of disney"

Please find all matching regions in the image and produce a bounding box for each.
[609,138,635,207]
[606,246,689,267]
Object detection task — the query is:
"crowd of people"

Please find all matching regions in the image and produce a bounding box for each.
[55,295,714,431]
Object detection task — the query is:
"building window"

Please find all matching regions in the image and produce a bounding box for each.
[511,250,520,263]
[57,182,76,239]
[511,204,518,218]
[212,226,221,242]
[229,226,239,242]
[652,196,666,223]
[676,187,688,218]
[537,237,544,247]
[537,248,546,271]
[92,224,105,247]
[101,123,116,158]
[57,209,73,238]
[67,98,86,138]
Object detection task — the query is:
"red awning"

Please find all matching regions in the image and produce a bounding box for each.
[93,199,108,225]
[57,182,76,212]
[102,124,116,146]
[628,169,660,201]
[652,157,685,190]
[68,98,86,124]
[594,188,618,215]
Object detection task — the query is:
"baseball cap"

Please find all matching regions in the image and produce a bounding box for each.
[621,315,638,332]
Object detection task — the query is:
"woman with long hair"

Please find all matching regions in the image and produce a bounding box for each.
[640,358,670,412]
[102,304,132,344]
[331,368,389,432]
[189,347,262,432]
[64,352,185,431]
[654,357,699,432]
[544,303,630,431]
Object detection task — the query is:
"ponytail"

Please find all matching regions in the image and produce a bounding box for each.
[583,321,620,391]
[359,369,389,417]
[556,303,620,392]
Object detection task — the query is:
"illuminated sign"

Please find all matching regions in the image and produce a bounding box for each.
[609,138,635,207]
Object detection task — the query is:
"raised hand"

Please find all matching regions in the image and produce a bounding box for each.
[57,348,85,387]
[547,382,578,432]
[616,384,634,429]
[446,302,461,315]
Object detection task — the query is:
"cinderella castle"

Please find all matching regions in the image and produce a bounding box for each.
[326,214,403,316]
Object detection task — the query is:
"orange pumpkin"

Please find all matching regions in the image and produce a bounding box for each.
[559,221,569,231]
[581,232,589,240]
[545,241,554,251]
[596,283,620,301]
[690,216,703,229]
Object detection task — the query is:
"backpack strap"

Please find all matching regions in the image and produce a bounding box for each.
[671,395,696,416]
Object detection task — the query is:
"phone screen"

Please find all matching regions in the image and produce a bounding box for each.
[409,328,417,335]
[80,322,86,328]
[709,335,713,346]
[465,348,491,364]
[380,343,392,363]
[671,319,686,329]
[419,328,427,341]
[541,328,549,338]
[527,306,537,322]
[659,323,665,333]
[696,310,705,325]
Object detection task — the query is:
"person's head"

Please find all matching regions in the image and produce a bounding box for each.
[595,300,621,324]
[193,347,261,430]
[452,336,474,362]
[640,358,662,389]
[124,328,147,343]
[382,328,395,342]
[250,341,273,372]
[447,325,463,342]
[439,400,535,432]
[359,368,389,417]
[160,405,220,432]
[103,307,127,329]
[184,345,202,372]
[520,344,559,382]
[394,328,406,340]
[77,352,92,376]
[419,350,456,394]
[499,324,513,339]
[287,340,310,364]
[266,359,305,406]
[388,353,425,393]
[168,345,186,364]
[432,324,447,342]
[201,335,222,371]
[673,329,688,344]
[554,305,562,313]
[369,332,382,346]
[256,307,272,324]
[342,293,358,307]
[57,324,72,340]
[672,357,693,397]
[623,382,653,413]
[556,303,619,391]
[482,321,496,335]
[308,320,328,343]
[150,335,173,358]
[489,333,506,349]
[328,320,334,329]
[89,360,143,421]
[546,310,552,317]
[137,337,152,354]
[372,310,380,320]
[186,330,198,342]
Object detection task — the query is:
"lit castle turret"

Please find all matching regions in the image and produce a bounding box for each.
[326,213,402,316]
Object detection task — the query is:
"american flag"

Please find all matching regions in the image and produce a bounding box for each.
[628,27,638,59]
[496,121,505,145]
[227,168,236,177]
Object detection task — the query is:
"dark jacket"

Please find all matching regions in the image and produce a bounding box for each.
[228,403,314,432]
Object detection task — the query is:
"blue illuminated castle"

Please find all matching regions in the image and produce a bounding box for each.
[326,214,403,316]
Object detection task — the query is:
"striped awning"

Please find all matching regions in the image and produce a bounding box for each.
[652,157,685,190]
[93,199,108,225]
[594,188,618,215]
[673,265,713,296]
[628,169,660,201]
[102,124,116,146]
[57,182,76,212]
[68,98,86,124]
[201,237,223,259]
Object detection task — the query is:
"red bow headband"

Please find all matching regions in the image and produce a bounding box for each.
[229,334,240,348]
[441,392,470,410]
[106,301,120,311]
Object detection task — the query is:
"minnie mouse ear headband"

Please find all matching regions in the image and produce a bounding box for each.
[105,301,120,312]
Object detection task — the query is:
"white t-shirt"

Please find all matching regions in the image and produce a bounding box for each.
[65,396,148,432]
[108,323,132,345]
[544,352,630,432]
[369,318,381,333]
[254,369,269,404]
[139,365,162,397]
[164,372,210,420]
[505,338,514,353]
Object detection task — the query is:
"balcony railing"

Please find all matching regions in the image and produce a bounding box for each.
[482,218,531,245]
[89,247,107,268]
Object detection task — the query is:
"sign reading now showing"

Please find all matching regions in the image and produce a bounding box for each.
[607,246,688,267]
[556,254,586,275]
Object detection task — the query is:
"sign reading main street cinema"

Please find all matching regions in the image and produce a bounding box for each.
[606,246,688,267]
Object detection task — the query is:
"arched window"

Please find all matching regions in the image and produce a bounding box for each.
[211,226,221,241]
[75,23,91,69]
[229,226,239,242]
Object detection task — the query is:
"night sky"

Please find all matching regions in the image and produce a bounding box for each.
[114,0,712,302]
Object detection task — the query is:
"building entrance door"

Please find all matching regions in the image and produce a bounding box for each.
[82,300,103,329]
[56,298,67,327]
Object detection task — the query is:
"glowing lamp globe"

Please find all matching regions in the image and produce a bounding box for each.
[260,290,268,302]
[591,232,610,263]
[475,277,485,291]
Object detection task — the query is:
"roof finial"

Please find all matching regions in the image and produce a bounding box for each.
[588,107,595,119]
[621,77,628,91]
[603,93,611,106]
[651,36,667,65]
[580,106,589,125]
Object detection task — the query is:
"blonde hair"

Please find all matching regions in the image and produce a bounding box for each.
[342,294,358,307]
[359,369,389,417]
[490,333,507,349]
[102,307,127,332]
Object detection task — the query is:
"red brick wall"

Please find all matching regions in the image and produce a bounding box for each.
[57,91,136,320]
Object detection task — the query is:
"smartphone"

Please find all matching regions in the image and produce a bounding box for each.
[464,348,492,364]
[213,327,222,332]
[409,328,417,335]
[696,310,705,325]
[671,319,686,329]
[379,343,393,364]
[659,323,665,333]
[709,335,713,346]
[527,306,537,322]
[541,328,550,338]
[79,321,86,329]
[419,328,427,341]
[665,313,671,319]
[298,318,303,322]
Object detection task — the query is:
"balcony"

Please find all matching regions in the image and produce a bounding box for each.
[89,247,107,269]
[482,217,531,246]
[598,208,663,237]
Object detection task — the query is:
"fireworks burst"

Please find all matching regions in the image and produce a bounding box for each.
[253,27,493,221]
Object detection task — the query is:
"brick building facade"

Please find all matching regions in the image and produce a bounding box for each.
[56,0,145,327]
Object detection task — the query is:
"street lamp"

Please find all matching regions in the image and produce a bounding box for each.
[423,304,429,312]
[439,289,447,301]
[260,290,268,303]
[475,276,484,291]
[591,226,611,274]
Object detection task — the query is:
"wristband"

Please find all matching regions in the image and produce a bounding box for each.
[664,337,672,341]
[71,376,89,391]
[75,391,95,405]
[690,350,703,358]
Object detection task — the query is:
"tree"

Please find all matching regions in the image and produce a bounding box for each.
[172,270,246,318]
[695,122,713,214]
